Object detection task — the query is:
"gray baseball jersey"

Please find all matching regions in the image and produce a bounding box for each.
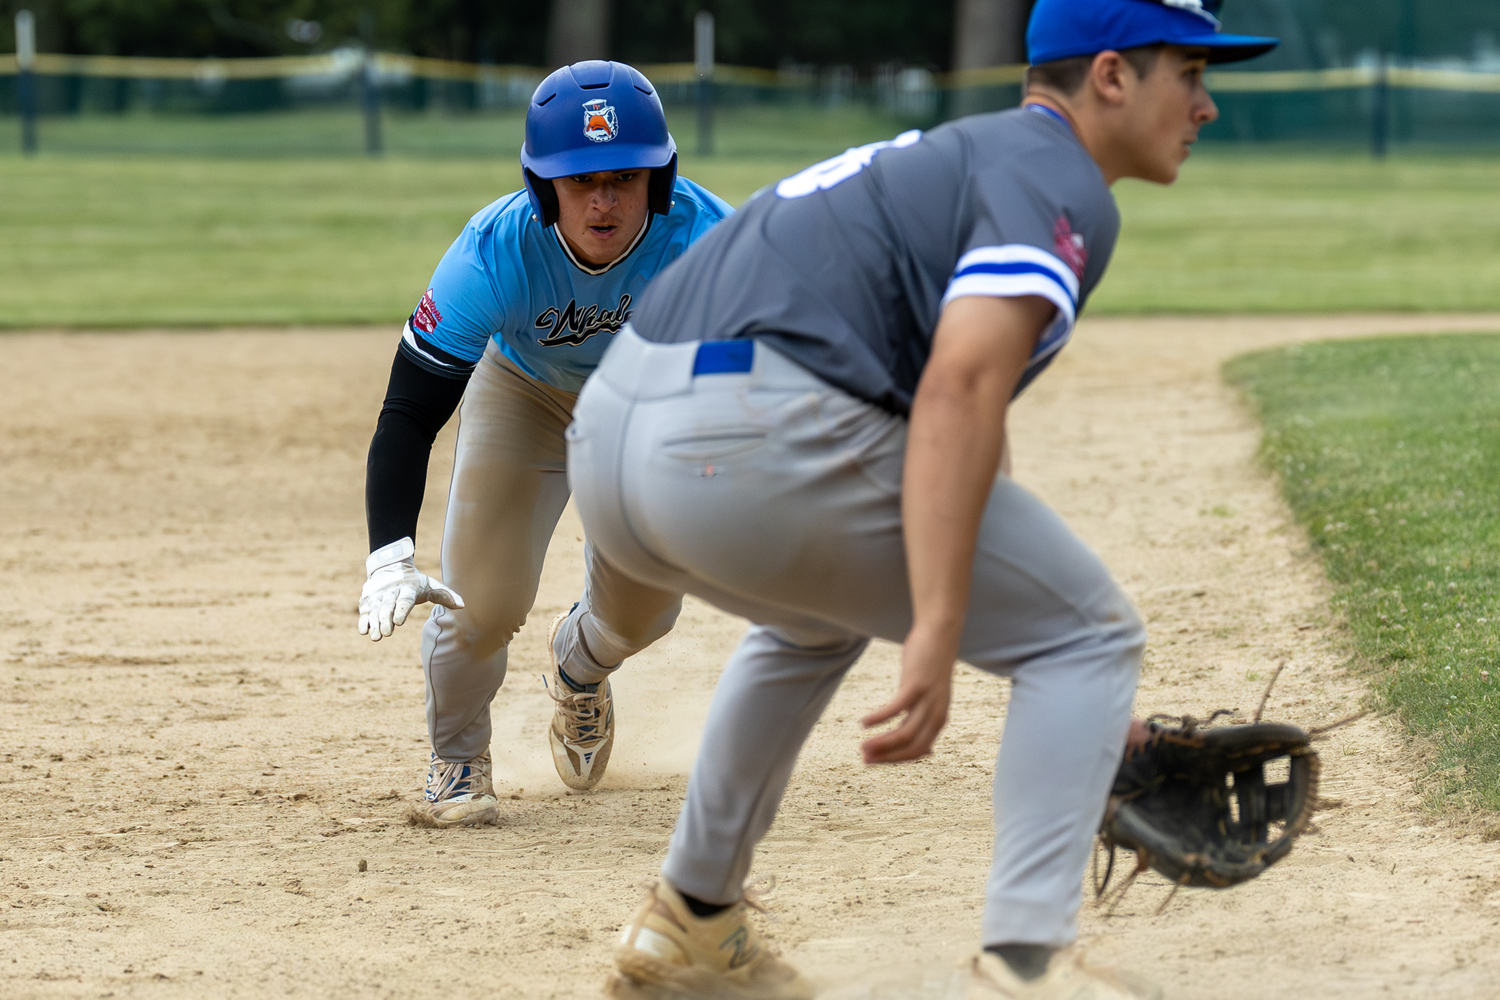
[568,106,1143,955]
[630,106,1120,413]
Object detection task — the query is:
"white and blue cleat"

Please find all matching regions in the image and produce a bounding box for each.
[545,608,616,791]
[420,751,499,827]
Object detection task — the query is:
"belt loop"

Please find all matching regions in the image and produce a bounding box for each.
[600,324,697,400]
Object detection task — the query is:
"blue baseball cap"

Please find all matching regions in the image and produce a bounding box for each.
[1028,0,1279,66]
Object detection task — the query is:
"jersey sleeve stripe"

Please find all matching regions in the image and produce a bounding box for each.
[940,271,1077,329]
[951,244,1080,301]
[941,244,1080,362]
[400,322,479,380]
[955,260,1076,295]
[941,242,1082,380]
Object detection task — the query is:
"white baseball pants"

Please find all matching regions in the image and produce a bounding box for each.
[566,327,1145,946]
[420,342,682,762]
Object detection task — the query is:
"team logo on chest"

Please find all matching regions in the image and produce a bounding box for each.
[535,293,632,348]
[582,99,618,143]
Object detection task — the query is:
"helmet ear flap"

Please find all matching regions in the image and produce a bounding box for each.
[648,153,677,216]
[524,169,561,227]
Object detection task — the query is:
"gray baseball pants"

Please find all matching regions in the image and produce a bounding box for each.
[567,327,1145,946]
[420,341,682,762]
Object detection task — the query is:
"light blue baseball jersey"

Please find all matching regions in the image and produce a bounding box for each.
[404,176,732,394]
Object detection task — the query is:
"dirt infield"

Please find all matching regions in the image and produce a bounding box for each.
[5,315,1500,1000]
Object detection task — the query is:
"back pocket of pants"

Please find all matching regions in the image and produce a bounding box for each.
[659,429,767,461]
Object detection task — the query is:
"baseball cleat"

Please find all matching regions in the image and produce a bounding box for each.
[419,751,498,827]
[606,880,814,1000]
[545,608,615,791]
[960,950,1161,1000]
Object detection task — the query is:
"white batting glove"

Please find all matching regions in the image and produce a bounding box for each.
[357,537,464,642]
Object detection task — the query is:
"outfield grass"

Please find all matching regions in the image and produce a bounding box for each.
[0,153,837,328]
[1102,153,1500,314]
[1226,334,1500,810]
[0,107,909,328]
[2,107,1499,326]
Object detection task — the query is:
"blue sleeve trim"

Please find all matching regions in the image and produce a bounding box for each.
[952,260,1078,306]
[941,244,1084,395]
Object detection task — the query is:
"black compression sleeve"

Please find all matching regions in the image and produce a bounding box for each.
[365,348,469,551]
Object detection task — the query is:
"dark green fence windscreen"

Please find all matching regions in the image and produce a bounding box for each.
[1,0,1498,155]
[1204,0,1500,145]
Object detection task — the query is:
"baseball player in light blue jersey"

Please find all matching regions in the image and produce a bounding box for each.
[357,60,732,827]
[567,1,1276,997]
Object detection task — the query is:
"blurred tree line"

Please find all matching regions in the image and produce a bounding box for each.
[0,0,1492,69]
[0,0,956,70]
[0,1,549,63]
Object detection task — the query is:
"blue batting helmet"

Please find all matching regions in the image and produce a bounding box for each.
[521,60,678,228]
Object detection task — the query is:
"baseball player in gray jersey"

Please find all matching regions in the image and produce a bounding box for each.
[565,1,1277,997]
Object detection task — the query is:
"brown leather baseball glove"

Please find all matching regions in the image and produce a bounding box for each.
[1100,719,1320,890]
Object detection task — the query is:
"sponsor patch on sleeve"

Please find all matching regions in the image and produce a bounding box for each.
[1052,215,1088,279]
[412,288,444,334]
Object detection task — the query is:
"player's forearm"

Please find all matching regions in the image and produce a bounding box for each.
[364,349,467,551]
[366,417,435,550]
[901,295,1051,653]
[902,370,1011,650]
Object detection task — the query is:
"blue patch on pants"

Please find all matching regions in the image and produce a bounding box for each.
[692,340,754,376]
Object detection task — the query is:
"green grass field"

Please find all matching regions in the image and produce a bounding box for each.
[2,105,1499,326]
[1227,335,1500,811]
[1104,153,1500,314]
[0,107,911,327]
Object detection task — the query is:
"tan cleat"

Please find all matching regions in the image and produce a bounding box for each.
[420,749,501,827]
[546,608,615,791]
[605,880,814,1000]
[419,751,498,827]
[960,950,1161,1000]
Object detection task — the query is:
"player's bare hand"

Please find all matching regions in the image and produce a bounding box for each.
[861,626,956,764]
[357,537,465,642]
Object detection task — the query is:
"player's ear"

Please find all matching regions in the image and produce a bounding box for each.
[1088,50,1131,106]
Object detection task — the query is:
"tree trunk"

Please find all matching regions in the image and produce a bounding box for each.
[548,0,612,68]
[950,0,1030,118]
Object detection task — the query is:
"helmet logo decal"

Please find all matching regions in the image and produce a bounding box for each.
[582,98,619,143]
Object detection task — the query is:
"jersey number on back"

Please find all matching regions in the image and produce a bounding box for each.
[775,130,922,199]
